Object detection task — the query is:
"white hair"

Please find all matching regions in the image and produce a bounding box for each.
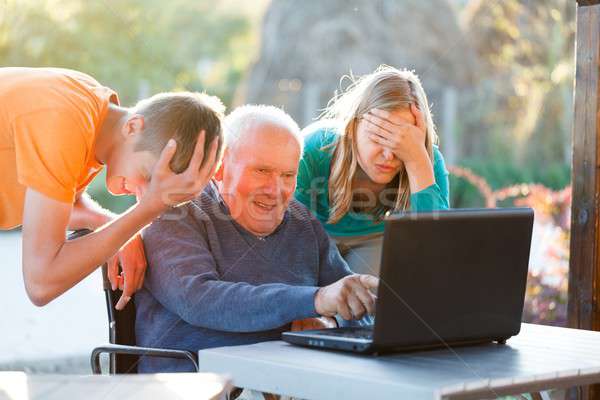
[223,104,303,152]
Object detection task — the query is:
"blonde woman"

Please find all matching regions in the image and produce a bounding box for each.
[295,65,449,276]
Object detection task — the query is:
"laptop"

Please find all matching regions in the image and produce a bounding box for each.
[282,208,534,354]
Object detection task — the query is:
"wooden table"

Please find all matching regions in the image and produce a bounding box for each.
[0,372,230,400]
[197,323,600,399]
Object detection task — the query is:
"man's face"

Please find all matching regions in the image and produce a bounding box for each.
[105,129,156,197]
[217,122,300,236]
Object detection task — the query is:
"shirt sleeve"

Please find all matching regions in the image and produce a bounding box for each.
[142,208,320,333]
[13,109,90,203]
[312,215,353,286]
[295,127,326,212]
[295,151,314,208]
[409,146,450,211]
[311,214,375,326]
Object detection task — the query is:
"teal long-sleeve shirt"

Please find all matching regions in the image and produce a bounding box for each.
[295,122,450,237]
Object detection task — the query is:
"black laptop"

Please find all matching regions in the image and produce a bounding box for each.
[282,208,534,354]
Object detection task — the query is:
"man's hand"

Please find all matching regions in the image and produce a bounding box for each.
[291,317,338,331]
[108,232,147,310]
[314,274,379,320]
[138,131,220,216]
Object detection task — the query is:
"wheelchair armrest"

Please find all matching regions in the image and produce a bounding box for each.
[90,343,199,374]
[67,229,93,240]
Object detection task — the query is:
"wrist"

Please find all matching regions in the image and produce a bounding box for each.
[131,198,165,225]
[404,147,431,172]
[137,194,169,218]
[404,153,435,193]
[314,287,324,315]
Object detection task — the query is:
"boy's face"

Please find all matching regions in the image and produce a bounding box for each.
[105,126,157,197]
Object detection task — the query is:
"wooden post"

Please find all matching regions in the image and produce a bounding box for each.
[569,0,600,398]
[569,0,600,332]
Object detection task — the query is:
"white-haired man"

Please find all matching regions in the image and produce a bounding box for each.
[135,105,378,373]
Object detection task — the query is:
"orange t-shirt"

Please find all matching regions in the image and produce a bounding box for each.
[0,67,119,229]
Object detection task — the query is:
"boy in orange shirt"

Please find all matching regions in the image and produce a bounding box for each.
[0,67,223,309]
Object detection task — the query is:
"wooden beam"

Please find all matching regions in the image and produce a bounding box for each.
[569,1,600,398]
[578,0,600,7]
[569,0,600,333]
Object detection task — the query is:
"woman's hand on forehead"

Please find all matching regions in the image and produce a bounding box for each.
[367,106,420,126]
[361,105,428,164]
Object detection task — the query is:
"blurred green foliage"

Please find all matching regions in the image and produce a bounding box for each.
[453,0,574,210]
[450,159,570,208]
[0,0,575,213]
[0,0,260,211]
[0,0,255,104]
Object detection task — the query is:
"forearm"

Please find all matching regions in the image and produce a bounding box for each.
[159,280,319,332]
[404,149,435,193]
[23,202,157,306]
[68,192,116,230]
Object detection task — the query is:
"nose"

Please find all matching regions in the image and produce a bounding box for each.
[262,174,283,196]
[382,148,395,161]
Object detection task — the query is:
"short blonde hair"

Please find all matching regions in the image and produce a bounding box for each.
[323,65,438,224]
[134,92,225,173]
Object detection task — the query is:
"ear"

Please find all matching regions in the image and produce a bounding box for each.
[213,148,228,182]
[410,104,425,130]
[122,114,144,139]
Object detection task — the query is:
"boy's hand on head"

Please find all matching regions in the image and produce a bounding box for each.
[108,232,147,310]
[138,130,219,216]
[314,274,379,320]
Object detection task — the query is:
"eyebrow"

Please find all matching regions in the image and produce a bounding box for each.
[252,164,273,170]
[252,164,296,174]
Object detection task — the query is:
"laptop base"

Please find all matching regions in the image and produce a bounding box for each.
[283,327,511,354]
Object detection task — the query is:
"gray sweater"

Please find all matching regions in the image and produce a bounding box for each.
[135,182,353,372]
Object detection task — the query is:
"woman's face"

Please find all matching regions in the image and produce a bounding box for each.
[354,107,416,184]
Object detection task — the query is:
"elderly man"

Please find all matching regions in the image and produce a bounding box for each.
[135,105,378,373]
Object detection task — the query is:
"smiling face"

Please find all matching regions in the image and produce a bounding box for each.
[216,122,300,236]
[354,107,416,184]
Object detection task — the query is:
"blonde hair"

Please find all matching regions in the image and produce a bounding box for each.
[322,65,438,224]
